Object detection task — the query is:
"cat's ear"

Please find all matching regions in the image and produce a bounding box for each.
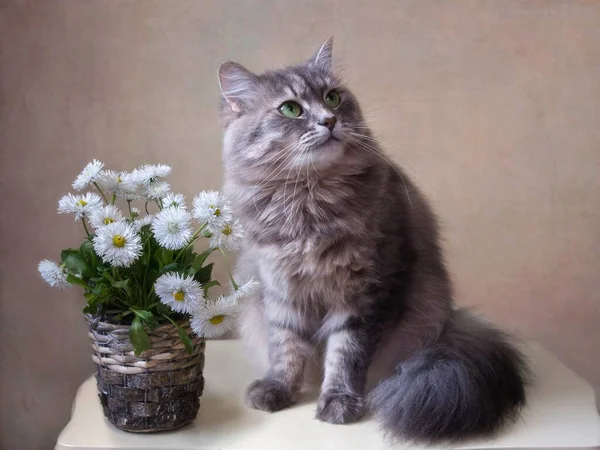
[309,36,334,72]
[217,61,258,114]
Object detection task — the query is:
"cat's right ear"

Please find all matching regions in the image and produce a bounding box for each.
[309,36,334,72]
[218,61,257,117]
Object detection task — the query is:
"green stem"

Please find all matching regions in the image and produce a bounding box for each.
[81,219,91,237]
[127,200,133,218]
[173,224,207,263]
[142,242,152,307]
[145,201,150,215]
[163,314,178,327]
[93,182,109,204]
[111,267,133,304]
[111,194,117,205]
[219,247,238,290]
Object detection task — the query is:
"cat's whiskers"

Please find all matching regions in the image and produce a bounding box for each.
[347,132,420,179]
[348,130,426,158]
[256,140,300,186]
[252,140,302,213]
[287,146,312,218]
[309,149,321,177]
[345,135,413,207]
[347,131,420,178]
[345,116,425,151]
[281,152,300,223]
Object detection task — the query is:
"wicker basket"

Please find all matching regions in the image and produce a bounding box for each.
[86,314,205,432]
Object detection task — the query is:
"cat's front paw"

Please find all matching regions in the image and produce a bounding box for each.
[245,378,295,412]
[315,391,365,424]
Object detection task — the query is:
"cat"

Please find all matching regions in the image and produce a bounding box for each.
[218,37,527,443]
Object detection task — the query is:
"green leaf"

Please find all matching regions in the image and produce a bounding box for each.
[129,317,151,356]
[113,310,133,322]
[161,249,174,265]
[131,308,159,329]
[161,262,182,274]
[191,248,215,272]
[131,308,152,321]
[194,263,214,284]
[102,271,115,283]
[90,285,104,295]
[146,268,158,285]
[62,251,94,278]
[102,273,131,295]
[177,327,195,355]
[164,315,194,355]
[79,241,97,265]
[112,279,129,289]
[66,273,89,289]
[203,280,221,293]
[60,248,79,261]
[154,248,164,270]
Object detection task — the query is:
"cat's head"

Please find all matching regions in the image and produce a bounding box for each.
[218,37,368,182]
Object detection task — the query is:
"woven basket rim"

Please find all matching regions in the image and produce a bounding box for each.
[85,312,191,332]
[86,313,205,372]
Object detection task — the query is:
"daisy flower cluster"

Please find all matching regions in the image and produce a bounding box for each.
[38,160,258,354]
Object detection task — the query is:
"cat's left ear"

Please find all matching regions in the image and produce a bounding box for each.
[218,61,258,113]
[309,36,334,72]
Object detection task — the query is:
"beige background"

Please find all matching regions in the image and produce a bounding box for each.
[1,1,599,448]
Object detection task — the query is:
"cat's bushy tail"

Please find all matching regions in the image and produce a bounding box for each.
[369,309,528,443]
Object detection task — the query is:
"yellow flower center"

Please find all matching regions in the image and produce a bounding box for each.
[117,176,122,183]
[173,290,185,301]
[112,235,126,248]
[222,224,232,236]
[103,217,114,225]
[76,200,88,207]
[210,315,225,325]
[209,205,221,217]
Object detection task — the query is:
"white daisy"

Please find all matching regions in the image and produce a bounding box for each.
[210,220,243,251]
[154,273,203,314]
[145,181,170,200]
[162,193,186,210]
[88,205,123,229]
[132,164,172,186]
[233,278,260,301]
[57,192,103,221]
[96,170,142,200]
[192,190,233,233]
[92,221,142,267]
[38,259,70,290]
[151,207,193,250]
[190,296,237,338]
[132,214,154,232]
[72,160,104,191]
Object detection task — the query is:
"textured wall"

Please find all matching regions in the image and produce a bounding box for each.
[1,1,599,448]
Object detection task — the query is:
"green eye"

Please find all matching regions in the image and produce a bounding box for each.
[325,90,341,108]
[278,101,303,118]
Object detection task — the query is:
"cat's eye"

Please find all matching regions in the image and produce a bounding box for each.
[278,101,303,118]
[325,90,341,108]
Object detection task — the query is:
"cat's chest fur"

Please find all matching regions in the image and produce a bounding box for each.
[231,176,377,308]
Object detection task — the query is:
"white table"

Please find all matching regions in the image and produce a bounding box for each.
[56,340,600,450]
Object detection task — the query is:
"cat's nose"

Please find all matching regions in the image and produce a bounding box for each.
[318,116,337,131]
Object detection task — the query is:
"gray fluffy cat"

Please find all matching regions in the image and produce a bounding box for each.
[219,37,527,443]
